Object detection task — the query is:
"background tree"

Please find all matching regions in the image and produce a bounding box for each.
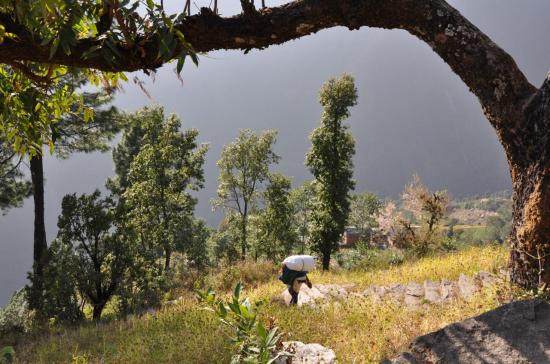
[349,191,383,243]
[123,106,208,271]
[402,174,449,236]
[209,214,242,264]
[213,129,279,260]
[56,191,131,321]
[306,74,357,270]
[34,238,83,324]
[0,67,121,311]
[290,180,317,254]
[0,141,31,214]
[254,173,297,261]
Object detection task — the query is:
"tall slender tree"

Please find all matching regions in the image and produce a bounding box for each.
[27,77,120,311]
[306,74,357,270]
[213,129,279,260]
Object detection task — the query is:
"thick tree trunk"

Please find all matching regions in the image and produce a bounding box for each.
[507,76,550,290]
[92,301,106,321]
[28,154,47,309]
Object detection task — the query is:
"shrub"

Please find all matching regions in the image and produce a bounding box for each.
[207,261,279,292]
[0,290,28,335]
[198,283,286,364]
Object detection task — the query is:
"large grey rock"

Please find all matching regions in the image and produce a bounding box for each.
[382,352,419,364]
[386,299,550,363]
[274,341,336,364]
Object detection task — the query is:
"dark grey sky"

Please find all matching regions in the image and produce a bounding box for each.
[1,0,550,305]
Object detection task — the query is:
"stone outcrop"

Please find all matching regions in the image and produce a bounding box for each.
[274,341,336,364]
[281,283,355,306]
[384,299,550,364]
[280,271,502,307]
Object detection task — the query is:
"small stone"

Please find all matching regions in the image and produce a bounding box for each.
[386,284,406,302]
[404,283,424,307]
[440,279,458,302]
[458,273,479,300]
[475,271,496,288]
[363,285,387,302]
[275,341,336,364]
[423,280,441,304]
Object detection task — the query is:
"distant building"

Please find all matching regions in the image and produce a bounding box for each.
[339,227,362,248]
[340,227,389,249]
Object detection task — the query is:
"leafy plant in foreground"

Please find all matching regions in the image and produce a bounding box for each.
[197,283,287,364]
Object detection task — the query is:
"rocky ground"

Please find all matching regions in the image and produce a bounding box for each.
[280,271,505,308]
[385,299,550,363]
[276,271,510,363]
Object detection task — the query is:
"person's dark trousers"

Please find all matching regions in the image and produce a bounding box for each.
[289,287,299,305]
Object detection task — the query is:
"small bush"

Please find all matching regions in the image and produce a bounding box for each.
[336,248,406,272]
[207,261,279,292]
[0,290,28,335]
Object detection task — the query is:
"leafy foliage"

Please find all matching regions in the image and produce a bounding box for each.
[122,106,208,271]
[0,289,28,335]
[349,191,383,243]
[213,129,280,260]
[0,66,85,156]
[28,239,83,324]
[56,190,132,321]
[198,283,285,364]
[306,73,357,269]
[254,173,297,261]
[290,180,317,254]
[0,140,31,214]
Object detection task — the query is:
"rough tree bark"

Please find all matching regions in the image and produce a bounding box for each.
[29,154,48,308]
[0,0,548,288]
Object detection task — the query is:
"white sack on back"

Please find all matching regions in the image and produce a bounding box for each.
[283,255,316,272]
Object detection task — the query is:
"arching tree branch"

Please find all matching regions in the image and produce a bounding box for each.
[0,0,537,133]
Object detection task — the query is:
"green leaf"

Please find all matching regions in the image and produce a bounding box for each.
[257,321,267,339]
[233,282,242,300]
[176,55,186,75]
[49,39,60,59]
[218,301,227,318]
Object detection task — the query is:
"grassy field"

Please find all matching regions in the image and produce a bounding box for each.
[14,244,508,364]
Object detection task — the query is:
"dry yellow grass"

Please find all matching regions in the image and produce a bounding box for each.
[15,244,508,364]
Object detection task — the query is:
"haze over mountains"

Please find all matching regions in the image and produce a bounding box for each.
[1,0,550,305]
